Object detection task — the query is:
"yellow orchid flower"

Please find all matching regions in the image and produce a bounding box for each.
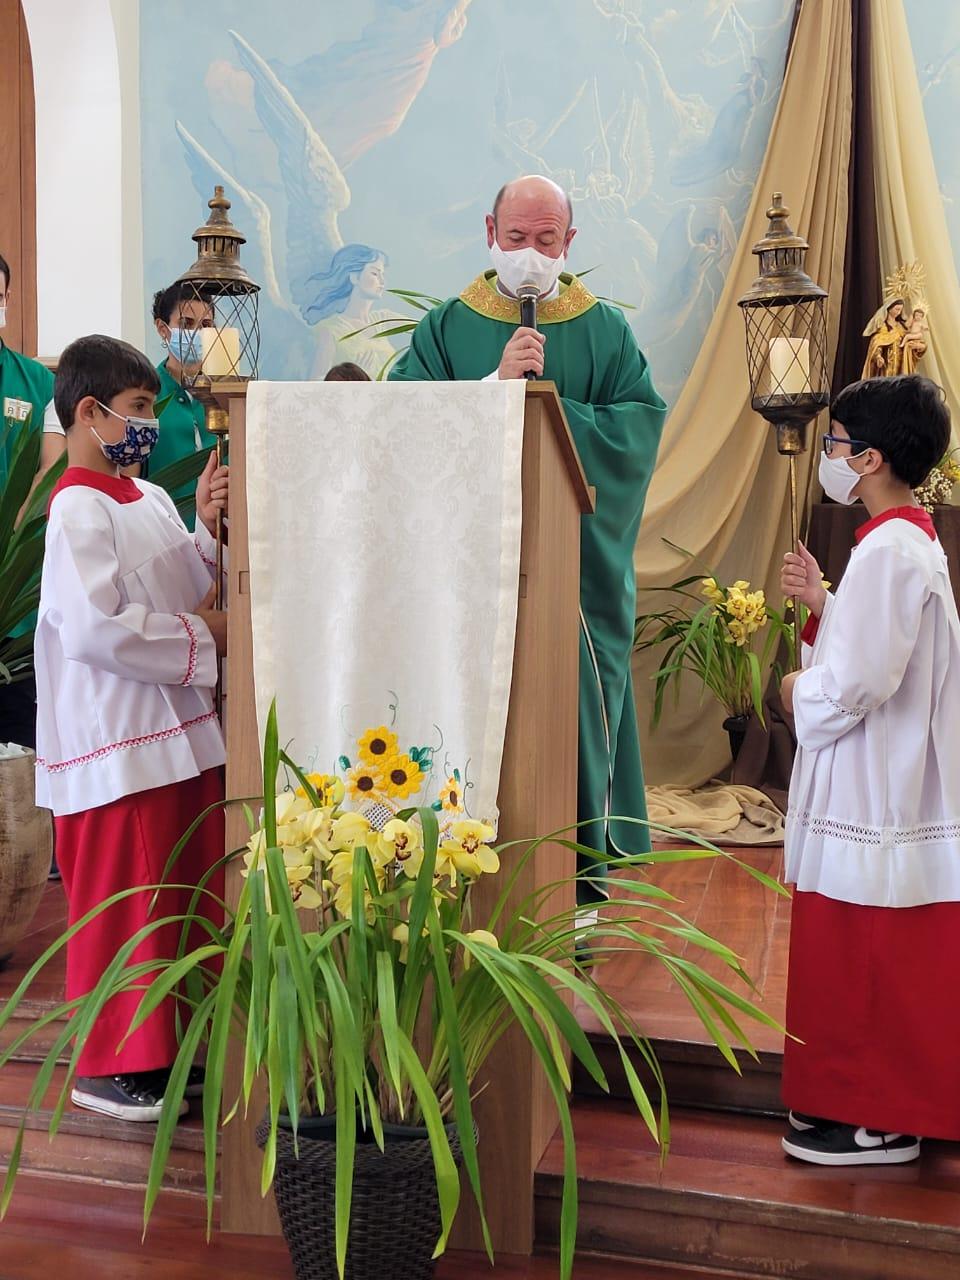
[700,577,724,606]
[392,922,410,963]
[358,726,399,767]
[439,820,500,884]
[381,752,424,800]
[376,818,422,867]
[330,811,373,852]
[463,928,500,969]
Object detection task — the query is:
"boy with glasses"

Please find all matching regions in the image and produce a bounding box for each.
[777,374,959,1165]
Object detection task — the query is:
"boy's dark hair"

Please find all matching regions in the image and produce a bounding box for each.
[324,361,370,382]
[54,335,161,430]
[830,375,952,489]
[0,254,10,292]
[151,282,214,324]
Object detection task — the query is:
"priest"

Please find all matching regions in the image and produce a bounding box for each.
[389,175,667,904]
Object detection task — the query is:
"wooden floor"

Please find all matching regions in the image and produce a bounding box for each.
[581,847,788,1056]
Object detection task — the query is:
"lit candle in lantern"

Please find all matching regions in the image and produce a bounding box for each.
[200,326,241,377]
[769,336,811,395]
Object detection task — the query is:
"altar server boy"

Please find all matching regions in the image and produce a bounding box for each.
[36,335,228,1121]
[779,374,959,1165]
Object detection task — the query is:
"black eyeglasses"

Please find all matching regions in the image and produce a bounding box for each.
[822,434,873,457]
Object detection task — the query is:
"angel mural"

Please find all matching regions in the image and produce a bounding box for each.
[862,262,930,379]
[175,10,471,379]
[306,246,395,380]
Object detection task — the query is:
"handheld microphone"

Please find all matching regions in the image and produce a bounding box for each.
[517,282,539,381]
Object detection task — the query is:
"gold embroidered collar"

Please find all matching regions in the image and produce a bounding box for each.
[458,271,599,325]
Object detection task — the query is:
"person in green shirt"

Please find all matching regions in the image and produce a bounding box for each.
[389,176,667,909]
[0,251,66,756]
[148,282,218,530]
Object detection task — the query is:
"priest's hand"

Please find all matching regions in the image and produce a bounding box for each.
[781,542,826,617]
[499,327,545,379]
[197,453,229,536]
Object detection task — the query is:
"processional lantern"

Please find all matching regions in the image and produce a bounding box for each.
[738,192,830,666]
[175,185,261,706]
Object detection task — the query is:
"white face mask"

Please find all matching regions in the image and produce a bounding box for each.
[489,239,566,297]
[819,450,864,505]
[0,304,6,330]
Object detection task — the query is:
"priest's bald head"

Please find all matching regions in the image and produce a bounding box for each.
[485,175,577,280]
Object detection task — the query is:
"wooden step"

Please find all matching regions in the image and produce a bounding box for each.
[0,1060,211,1192]
[535,1100,960,1280]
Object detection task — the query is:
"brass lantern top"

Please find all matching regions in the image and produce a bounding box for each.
[738,192,827,308]
[176,185,259,296]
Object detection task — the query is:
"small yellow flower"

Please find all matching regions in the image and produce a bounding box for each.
[462,928,500,969]
[381,753,423,800]
[441,776,463,813]
[358,726,398,766]
[346,762,381,802]
[732,579,750,592]
[700,577,724,606]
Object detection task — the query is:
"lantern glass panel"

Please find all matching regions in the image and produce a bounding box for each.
[176,280,260,391]
[741,295,829,425]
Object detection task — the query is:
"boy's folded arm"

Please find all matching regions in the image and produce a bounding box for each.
[791,544,929,750]
[50,518,218,689]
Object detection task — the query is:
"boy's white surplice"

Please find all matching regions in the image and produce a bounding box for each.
[245,379,525,828]
[787,519,960,907]
[35,478,224,816]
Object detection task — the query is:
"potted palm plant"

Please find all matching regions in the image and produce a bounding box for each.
[635,542,795,761]
[0,703,784,1279]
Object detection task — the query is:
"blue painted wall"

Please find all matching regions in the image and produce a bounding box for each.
[141,0,794,404]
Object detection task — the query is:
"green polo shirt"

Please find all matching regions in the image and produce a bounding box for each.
[0,342,54,492]
[0,342,56,641]
[147,360,217,531]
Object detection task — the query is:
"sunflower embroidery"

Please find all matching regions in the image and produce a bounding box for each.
[358,726,398,767]
[381,753,423,800]
[441,774,463,813]
[346,762,382,802]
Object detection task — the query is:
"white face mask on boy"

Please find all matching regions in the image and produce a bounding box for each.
[818,450,865,506]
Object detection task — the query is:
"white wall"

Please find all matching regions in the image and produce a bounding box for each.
[22,0,140,357]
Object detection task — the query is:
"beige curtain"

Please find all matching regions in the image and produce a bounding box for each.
[634,0,852,786]
[869,0,960,436]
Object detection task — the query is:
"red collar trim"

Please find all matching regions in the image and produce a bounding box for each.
[856,506,936,543]
[49,467,143,513]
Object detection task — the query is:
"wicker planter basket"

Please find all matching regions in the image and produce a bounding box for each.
[0,750,52,967]
[255,1115,463,1280]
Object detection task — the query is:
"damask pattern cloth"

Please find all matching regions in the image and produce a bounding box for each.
[245,379,526,827]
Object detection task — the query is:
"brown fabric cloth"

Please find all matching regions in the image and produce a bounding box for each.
[806,502,960,612]
[730,689,796,814]
[646,782,784,846]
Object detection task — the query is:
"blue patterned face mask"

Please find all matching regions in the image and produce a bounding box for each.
[91,402,159,467]
[166,326,203,366]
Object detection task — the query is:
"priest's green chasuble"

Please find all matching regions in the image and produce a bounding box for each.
[390,272,667,894]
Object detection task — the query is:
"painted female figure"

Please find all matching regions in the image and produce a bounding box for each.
[861,298,908,378]
[307,245,394,379]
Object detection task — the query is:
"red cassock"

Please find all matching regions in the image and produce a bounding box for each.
[56,769,224,1077]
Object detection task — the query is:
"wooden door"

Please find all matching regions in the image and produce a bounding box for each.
[0,0,37,355]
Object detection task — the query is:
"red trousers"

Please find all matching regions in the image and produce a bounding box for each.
[55,769,224,1077]
[783,889,960,1140]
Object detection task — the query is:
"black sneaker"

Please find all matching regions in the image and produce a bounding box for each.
[71,1073,189,1123]
[149,1064,205,1099]
[789,1110,832,1132]
[782,1122,920,1165]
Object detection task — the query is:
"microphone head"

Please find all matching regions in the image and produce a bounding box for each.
[516,282,539,300]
